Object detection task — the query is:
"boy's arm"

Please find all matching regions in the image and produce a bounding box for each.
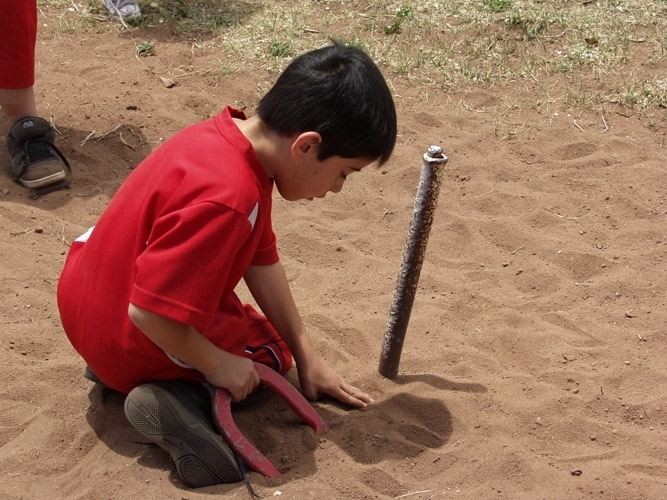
[244,262,373,409]
[128,304,260,401]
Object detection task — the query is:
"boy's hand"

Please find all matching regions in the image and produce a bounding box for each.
[128,304,260,402]
[203,352,261,402]
[298,355,373,409]
[242,264,372,408]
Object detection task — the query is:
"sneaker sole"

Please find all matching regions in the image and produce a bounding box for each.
[124,384,242,488]
[19,169,67,189]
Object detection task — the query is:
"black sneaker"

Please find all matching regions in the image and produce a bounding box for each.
[6,116,70,189]
[124,380,243,488]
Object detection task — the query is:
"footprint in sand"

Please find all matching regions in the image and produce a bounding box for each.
[554,141,597,161]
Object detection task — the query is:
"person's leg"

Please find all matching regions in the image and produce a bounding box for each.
[0,0,36,96]
[121,303,291,488]
[0,0,70,190]
[0,0,37,120]
[0,88,38,123]
[242,304,294,375]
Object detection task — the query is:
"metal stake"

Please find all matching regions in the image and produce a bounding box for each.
[379,145,449,379]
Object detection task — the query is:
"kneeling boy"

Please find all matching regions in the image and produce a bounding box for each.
[58,41,397,488]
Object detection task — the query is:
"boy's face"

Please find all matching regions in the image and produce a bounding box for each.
[274,133,373,201]
[276,154,372,201]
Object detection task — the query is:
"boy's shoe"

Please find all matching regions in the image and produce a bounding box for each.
[104,0,141,22]
[84,366,108,387]
[124,380,243,488]
[6,116,70,190]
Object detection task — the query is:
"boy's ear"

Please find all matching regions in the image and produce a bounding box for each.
[291,131,322,159]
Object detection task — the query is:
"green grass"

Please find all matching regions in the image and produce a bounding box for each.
[38,0,667,121]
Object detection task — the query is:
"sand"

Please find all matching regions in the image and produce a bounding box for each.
[2,7,666,500]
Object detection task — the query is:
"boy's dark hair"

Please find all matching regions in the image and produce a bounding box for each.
[256,41,397,165]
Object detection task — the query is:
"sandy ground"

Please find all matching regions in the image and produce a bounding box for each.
[2,6,667,500]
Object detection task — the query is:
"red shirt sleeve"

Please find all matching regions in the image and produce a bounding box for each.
[130,201,254,333]
[250,201,279,266]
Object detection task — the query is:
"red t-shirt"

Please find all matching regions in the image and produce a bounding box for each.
[58,107,283,392]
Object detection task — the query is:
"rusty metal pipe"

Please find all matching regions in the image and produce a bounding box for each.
[379,145,448,379]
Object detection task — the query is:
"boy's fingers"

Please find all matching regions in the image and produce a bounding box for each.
[342,392,369,409]
[338,383,373,408]
[232,369,261,401]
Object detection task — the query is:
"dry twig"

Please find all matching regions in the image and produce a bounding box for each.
[80,124,122,146]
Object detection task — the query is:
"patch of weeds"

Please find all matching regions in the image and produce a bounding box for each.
[486,0,512,13]
[217,62,237,77]
[384,7,413,35]
[553,54,573,74]
[506,11,547,40]
[620,79,667,109]
[268,41,295,58]
[173,0,189,19]
[139,0,259,35]
[346,38,369,54]
[36,0,667,116]
[212,15,228,28]
[393,46,422,75]
[85,0,105,16]
[136,40,155,57]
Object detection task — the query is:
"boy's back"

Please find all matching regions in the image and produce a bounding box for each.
[58,107,280,393]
